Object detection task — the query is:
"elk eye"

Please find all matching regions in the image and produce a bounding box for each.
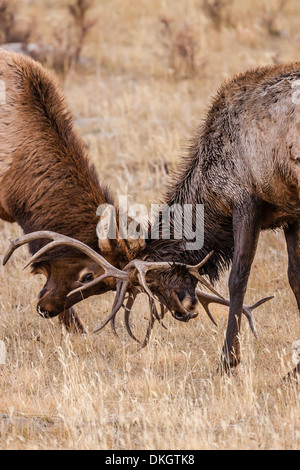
[81,273,94,283]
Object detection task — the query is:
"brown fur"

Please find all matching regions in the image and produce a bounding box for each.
[0,49,121,329]
[136,63,300,371]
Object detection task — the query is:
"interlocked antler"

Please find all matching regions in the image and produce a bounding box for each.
[93,285,273,348]
[3,231,273,346]
[68,252,222,300]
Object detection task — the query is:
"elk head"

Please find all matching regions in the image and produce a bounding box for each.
[2,205,146,318]
[2,225,140,319]
[31,255,116,318]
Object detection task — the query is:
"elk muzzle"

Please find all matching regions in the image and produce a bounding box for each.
[37,288,60,318]
[170,290,199,322]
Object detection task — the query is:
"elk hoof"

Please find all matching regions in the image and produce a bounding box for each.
[216,354,241,375]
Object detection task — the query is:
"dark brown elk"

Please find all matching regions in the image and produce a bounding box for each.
[8,63,299,376]
[0,49,143,332]
[112,63,299,374]
[95,62,299,373]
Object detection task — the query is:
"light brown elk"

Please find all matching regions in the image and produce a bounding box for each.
[0,49,145,332]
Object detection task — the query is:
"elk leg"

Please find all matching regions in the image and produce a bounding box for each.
[284,222,300,312]
[283,222,300,381]
[220,198,261,372]
[58,308,86,334]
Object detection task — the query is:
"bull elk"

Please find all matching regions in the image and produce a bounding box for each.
[0,49,143,332]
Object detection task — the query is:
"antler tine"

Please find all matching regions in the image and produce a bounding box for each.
[109,289,127,338]
[187,258,225,300]
[123,292,169,346]
[151,298,164,323]
[195,289,218,326]
[124,259,179,300]
[131,262,157,301]
[94,281,129,334]
[67,267,128,298]
[196,289,273,339]
[123,290,142,345]
[195,274,223,298]
[3,231,129,283]
[187,251,215,270]
[3,231,59,266]
[241,296,274,340]
[150,299,168,330]
[159,304,168,330]
[155,294,169,329]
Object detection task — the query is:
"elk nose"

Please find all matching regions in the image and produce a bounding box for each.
[37,305,51,319]
[38,288,48,299]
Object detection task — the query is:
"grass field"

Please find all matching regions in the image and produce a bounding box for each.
[0,0,300,450]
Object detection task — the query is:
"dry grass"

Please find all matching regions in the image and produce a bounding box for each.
[0,0,300,450]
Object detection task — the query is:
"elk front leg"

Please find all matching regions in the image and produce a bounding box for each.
[284,222,300,312]
[283,222,300,381]
[220,198,261,372]
[58,308,86,334]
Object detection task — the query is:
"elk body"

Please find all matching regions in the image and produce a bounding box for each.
[146,63,300,370]
[0,49,135,331]
[9,63,299,375]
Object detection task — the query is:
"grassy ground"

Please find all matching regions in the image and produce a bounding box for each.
[0,0,300,450]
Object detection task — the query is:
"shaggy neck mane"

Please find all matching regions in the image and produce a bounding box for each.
[144,136,234,283]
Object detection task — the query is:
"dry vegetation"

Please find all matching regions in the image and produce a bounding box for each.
[0,0,300,450]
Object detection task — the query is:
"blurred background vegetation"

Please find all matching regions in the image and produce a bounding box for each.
[1,0,299,204]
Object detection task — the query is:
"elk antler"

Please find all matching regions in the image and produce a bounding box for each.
[3,230,128,282]
[3,231,273,347]
[68,252,224,300]
[95,286,167,348]
[185,252,226,299]
[196,289,274,339]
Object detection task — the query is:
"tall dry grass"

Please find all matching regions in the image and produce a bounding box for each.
[0,0,300,450]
